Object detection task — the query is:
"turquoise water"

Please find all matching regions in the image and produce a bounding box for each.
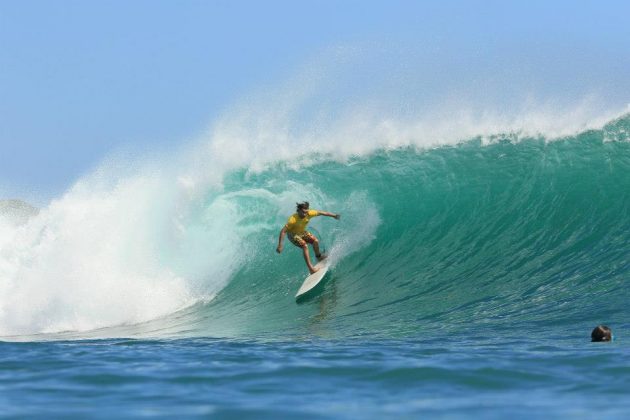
[1,114,629,417]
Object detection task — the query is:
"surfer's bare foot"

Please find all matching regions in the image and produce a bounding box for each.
[309,266,320,274]
[316,253,327,261]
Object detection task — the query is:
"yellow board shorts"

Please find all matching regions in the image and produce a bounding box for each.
[288,231,316,247]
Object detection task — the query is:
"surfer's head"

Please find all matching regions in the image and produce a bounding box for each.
[591,325,612,342]
[296,201,309,216]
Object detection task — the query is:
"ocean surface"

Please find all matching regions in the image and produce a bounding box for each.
[0,114,629,417]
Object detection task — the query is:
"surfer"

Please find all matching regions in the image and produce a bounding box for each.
[276,201,340,274]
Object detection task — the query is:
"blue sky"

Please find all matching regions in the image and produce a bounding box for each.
[1,1,629,200]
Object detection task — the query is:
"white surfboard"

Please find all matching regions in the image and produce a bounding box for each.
[295,258,330,300]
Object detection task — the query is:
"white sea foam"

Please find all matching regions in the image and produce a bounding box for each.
[326,191,380,267]
[198,89,627,177]
[0,165,246,335]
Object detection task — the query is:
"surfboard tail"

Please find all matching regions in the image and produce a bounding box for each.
[295,260,330,299]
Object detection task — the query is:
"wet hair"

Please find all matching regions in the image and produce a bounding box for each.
[591,325,612,342]
[296,201,310,211]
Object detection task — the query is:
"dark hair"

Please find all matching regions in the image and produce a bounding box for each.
[296,201,310,211]
[591,325,612,342]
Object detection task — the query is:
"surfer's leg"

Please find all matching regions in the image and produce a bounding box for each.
[289,234,318,274]
[304,232,323,261]
[291,233,318,273]
[302,244,318,274]
[312,238,323,260]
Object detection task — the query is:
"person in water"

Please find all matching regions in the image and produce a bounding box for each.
[591,325,612,342]
[276,201,340,274]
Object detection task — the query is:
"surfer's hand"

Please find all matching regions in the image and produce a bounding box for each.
[334,214,341,220]
[276,245,283,253]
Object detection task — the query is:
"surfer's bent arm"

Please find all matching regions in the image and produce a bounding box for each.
[276,225,288,253]
[317,211,341,220]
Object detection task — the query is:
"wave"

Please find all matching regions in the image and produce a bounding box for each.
[0,111,629,340]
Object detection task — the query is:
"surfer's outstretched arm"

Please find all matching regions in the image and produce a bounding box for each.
[276,226,287,253]
[317,211,341,220]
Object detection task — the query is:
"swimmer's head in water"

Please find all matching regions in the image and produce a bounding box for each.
[591,325,612,342]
